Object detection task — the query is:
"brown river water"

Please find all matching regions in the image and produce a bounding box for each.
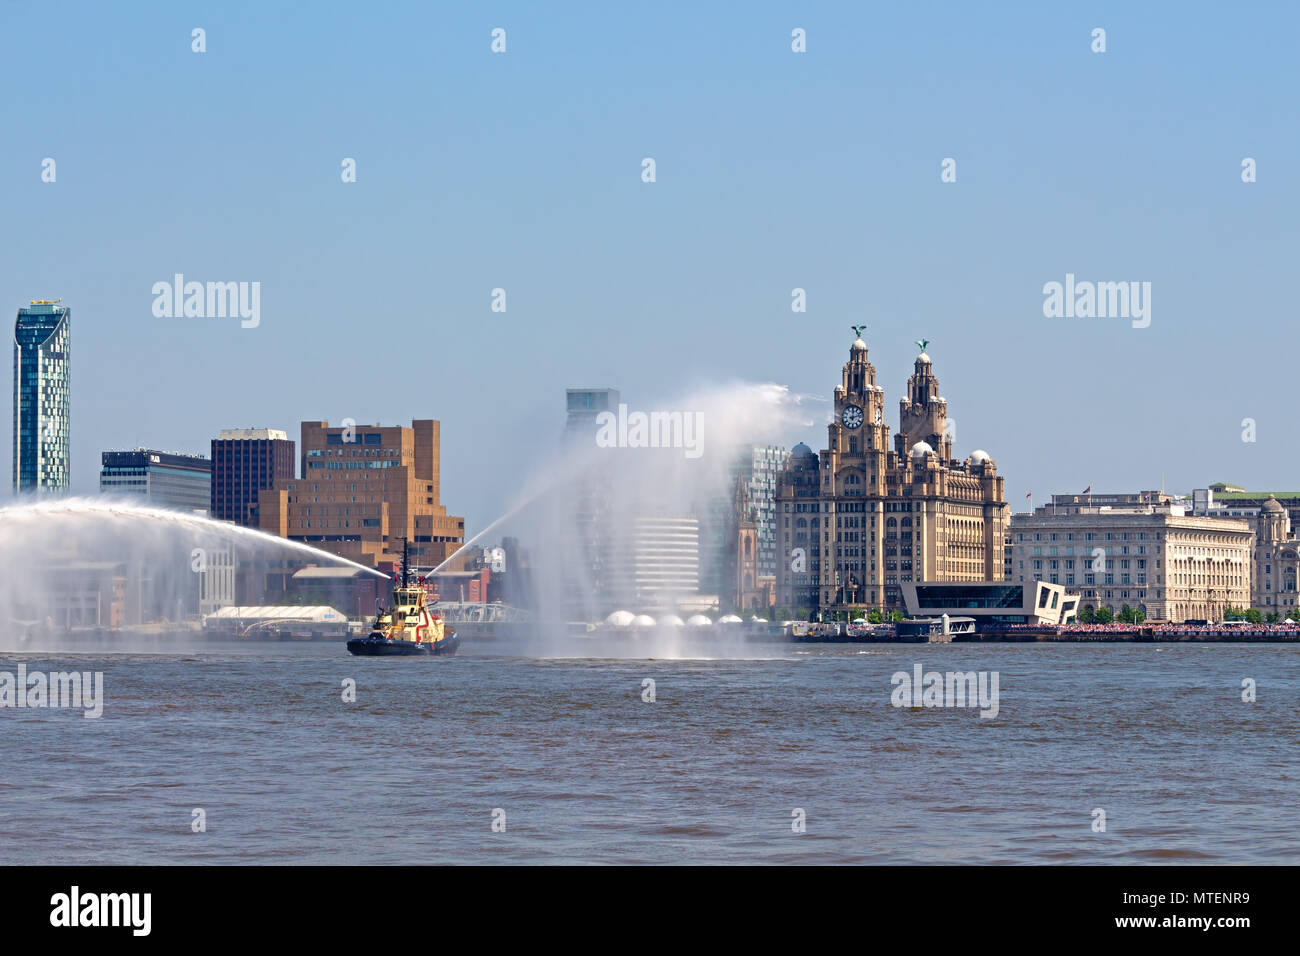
[0,638,1295,864]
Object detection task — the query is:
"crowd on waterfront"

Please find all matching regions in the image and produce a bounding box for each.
[1002,620,1300,635]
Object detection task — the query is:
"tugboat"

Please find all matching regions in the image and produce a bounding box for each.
[346,540,460,657]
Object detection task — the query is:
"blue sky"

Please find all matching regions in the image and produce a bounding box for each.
[3,1,1297,529]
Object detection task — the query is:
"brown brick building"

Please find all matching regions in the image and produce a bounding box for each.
[258,420,464,571]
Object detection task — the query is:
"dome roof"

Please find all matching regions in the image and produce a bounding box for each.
[1263,496,1285,513]
[717,614,744,624]
[916,352,931,364]
[604,610,635,627]
[852,338,868,350]
[910,441,934,458]
[970,449,991,463]
[791,442,815,458]
[685,614,712,627]
[657,613,685,627]
[631,614,657,627]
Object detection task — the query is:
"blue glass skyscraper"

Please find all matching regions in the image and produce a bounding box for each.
[13,300,71,493]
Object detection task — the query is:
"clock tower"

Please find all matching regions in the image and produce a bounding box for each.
[818,330,892,607]
[893,348,952,460]
[828,333,889,465]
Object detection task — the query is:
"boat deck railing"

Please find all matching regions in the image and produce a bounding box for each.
[433,602,532,624]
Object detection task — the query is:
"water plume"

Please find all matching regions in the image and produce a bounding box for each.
[0,497,385,647]
[0,498,386,577]
[452,380,816,658]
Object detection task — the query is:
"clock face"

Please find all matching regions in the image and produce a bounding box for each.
[841,405,864,429]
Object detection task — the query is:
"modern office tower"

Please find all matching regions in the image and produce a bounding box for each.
[774,332,1009,614]
[94,447,222,619]
[562,388,621,615]
[257,420,464,571]
[729,444,784,588]
[100,448,212,512]
[13,300,71,493]
[210,428,295,527]
[605,515,702,609]
[564,387,620,443]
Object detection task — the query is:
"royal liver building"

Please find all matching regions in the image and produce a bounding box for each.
[774,330,1008,613]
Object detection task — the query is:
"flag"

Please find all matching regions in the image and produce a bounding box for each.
[1082,485,1091,494]
[1026,492,1032,499]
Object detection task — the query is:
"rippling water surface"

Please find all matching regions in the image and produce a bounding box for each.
[1,638,1295,864]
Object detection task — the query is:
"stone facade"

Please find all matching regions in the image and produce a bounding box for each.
[1251,496,1300,614]
[774,334,1008,614]
[729,475,763,611]
[1010,509,1254,622]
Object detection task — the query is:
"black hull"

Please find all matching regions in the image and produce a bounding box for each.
[346,631,460,657]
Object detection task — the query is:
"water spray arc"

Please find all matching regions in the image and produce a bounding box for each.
[0,497,389,578]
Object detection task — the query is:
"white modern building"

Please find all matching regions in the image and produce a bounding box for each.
[607,515,701,609]
[901,580,1078,627]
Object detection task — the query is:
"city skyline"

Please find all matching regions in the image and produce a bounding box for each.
[5,2,1298,535]
[10,308,1300,527]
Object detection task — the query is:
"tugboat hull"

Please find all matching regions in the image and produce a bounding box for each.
[347,635,429,656]
[346,630,460,657]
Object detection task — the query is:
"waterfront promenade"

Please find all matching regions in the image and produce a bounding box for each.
[1000,622,1300,643]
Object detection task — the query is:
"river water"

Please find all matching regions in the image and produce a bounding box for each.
[0,639,1295,864]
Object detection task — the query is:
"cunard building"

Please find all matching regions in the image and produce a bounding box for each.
[775,330,1009,613]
